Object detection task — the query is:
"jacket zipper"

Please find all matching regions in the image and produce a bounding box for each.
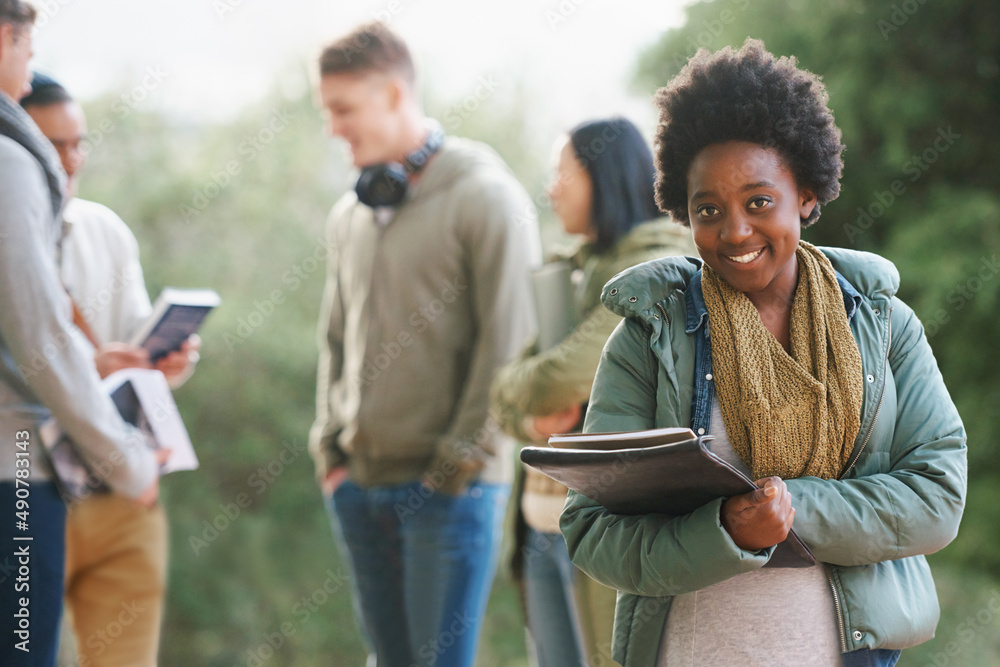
[828,305,894,652]
[825,565,847,652]
[840,306,893,478]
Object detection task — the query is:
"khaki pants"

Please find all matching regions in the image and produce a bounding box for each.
[64,494,167,667]
[575,572,620,666]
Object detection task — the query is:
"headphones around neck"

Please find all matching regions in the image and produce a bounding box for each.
[354,122,445,208]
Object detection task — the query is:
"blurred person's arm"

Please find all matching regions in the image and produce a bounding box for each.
[94,203,200,388]
[492,229,688,445]
[104,206,201,388]
[309,205,351,493]
[0,138,157,501]
[94,341,152,378]
[91,200,155,346]
[491,305,620,443]
[92,336,200,389]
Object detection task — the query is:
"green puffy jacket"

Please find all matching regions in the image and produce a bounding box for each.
[560,246,967,666]
[491,218,695,440]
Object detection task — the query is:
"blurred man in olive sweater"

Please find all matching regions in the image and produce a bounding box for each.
[310,22,540,667]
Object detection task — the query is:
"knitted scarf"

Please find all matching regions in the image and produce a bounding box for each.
[0,91,65,218]
[702,241,864,480]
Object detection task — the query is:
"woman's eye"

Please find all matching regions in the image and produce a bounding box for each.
[697,205,719,217]
[748,196,772,210]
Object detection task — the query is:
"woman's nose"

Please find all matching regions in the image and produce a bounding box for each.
[720,212,753,245]
[546,177,560,201]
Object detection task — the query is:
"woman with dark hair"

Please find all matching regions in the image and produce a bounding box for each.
[560,40,966,667]
[492,117,695,667]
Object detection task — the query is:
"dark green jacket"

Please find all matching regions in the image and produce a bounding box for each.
[560,246,967,665]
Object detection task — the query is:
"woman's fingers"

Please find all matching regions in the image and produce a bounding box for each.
[723,477,795,549]
[738,477,785,509]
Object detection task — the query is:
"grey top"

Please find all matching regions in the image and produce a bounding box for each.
[309,134,541,489]
[657,399,842,666]
[0,135,156,497]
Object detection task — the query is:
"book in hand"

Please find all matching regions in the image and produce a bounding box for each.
[520,427,815,568]
[129,287,220,362]
[531,261,578,351]
[40,368,199,502]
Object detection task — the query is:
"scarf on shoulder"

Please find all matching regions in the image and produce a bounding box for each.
[702,241,864,480]
[0,91,65,218]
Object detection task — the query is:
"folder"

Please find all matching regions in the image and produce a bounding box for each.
[521,427,815,568]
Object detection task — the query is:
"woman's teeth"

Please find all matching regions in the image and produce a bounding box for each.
[727,249,763,264]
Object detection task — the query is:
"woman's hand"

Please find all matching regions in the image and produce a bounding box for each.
[530,403,584,441]
[721,476,795,551]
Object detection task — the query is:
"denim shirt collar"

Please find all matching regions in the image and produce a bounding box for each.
[684,268,863,334]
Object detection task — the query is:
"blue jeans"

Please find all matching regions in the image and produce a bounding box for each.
[523,527,587,667]
[842,648,901,666]
[326,478,509,667]
[0,481,66,667]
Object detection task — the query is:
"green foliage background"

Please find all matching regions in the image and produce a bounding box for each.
[72,1,998,664]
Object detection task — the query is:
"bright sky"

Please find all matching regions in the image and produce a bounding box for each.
[31,0,689,135]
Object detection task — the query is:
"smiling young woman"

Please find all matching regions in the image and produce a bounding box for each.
[559,39,967,667]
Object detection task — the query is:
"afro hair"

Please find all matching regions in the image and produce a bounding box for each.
[653,38,844,227]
